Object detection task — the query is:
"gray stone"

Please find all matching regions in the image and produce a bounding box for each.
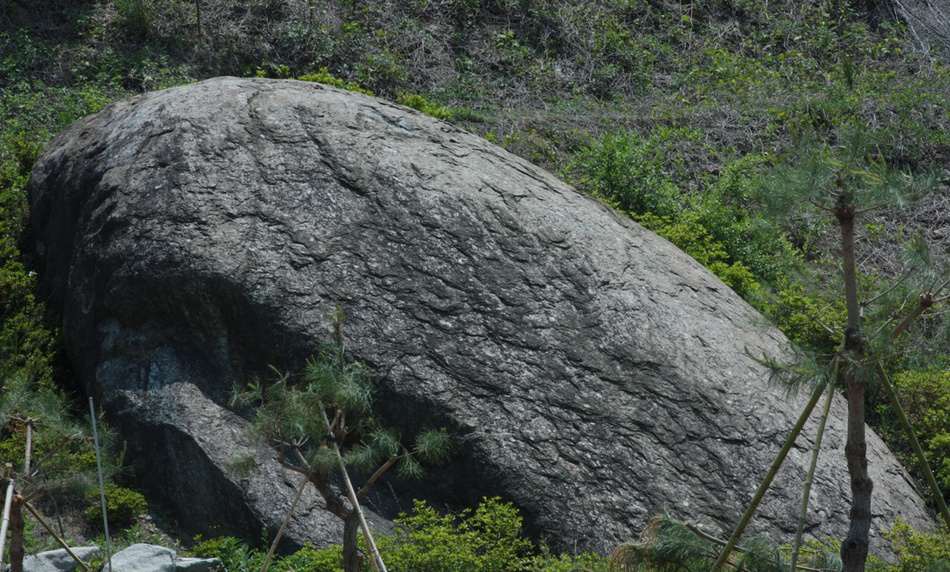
[28,77,934,553]
[22,547,100,572]
[174,557,221,572]
[110,544,174,572]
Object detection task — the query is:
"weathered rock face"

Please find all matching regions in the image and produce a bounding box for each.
[28,77,932,552]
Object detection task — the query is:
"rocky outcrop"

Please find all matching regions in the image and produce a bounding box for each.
[28,77,933,553]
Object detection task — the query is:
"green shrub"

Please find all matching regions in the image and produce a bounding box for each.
[192,536,342,572]
[526,549,610,571]
[273,546,342,572]
[877,369,950,503]
[568,129,703,217]
[84,484,148,530]
[868,520,950,571]
[636,211,761,299]
[761,279,845,356]
[298,68,374,96]
[114,0,153,40]
[396,93,454,120]
[377,497,533,571]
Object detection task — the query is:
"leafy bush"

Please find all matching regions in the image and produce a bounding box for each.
[192,499,607,572]
[397,93,454,121]
[761,279,846,356]
[636,211,761,299]
[877,369,950,503]
[868,520,950,572]
[298,68,374,96]
[274,546,343,572]
[568,130,685,217]
[192,536,266,572]
[376,497,533,571]
[84,484,148,530]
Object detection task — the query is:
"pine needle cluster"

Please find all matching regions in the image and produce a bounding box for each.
[610,517,842,572]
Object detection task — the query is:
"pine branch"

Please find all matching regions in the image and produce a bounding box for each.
[356,455,399,500]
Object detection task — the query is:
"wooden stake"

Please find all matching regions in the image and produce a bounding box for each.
[23,502,91,572]
[260,475,310,572]
[877,363,950,528]
[791,383,835,571]
[24,422,32,477]
[0,476,15,570]
[319,403,387,572]
[712,380,828,571]
[89,398,113,572]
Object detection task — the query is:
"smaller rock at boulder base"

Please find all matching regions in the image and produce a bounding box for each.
[104,544,221,572]
[111,544,175,572]
[174,558,222,572]
[20,547,100,572]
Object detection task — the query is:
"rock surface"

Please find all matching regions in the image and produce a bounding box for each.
[111,545,174,572]
[21,547,100,572]
[173,557,222,572]
[28,77,933,552]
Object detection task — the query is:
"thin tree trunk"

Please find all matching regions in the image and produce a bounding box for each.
[10,495,23,572]
[837,204,872,572]
[791,383,835,570]
[342,511,362,572]
[712,380,828,571]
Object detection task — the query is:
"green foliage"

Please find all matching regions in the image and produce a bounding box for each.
[526,549,610,572]
[238,321,452,485]
[568,130,685,217]
[877,370,950,502]
[298,68,374,96]
[192,536,266,572]
[868,520,950,572]
[84,484,148,530]
[636,211,761,299]
[190,499,609,572]
[0,374,104,497]
[397,93,455,120]
[376,498,533,572]
[192,536,344,572]
[610,516,840,571]
[274,545,343,572]
[113,0,153,40]
[761,279,846,356]
[761,128,934,222]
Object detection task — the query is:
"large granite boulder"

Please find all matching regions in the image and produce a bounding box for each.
[27,77,933,553]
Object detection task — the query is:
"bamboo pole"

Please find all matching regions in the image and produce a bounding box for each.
[24,422,32,477]
[683,522,827,572]
[318,403,387,572]
[260,474,310,572]
[0,476,15,570]
[23,502,91,571]
[712,380,828,571]
[88,398,113,572]
[791,383,835,571]
[876,364,950,527]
